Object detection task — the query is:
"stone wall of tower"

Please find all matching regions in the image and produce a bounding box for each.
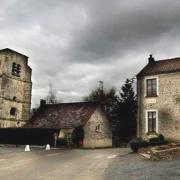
[0,49,32,127]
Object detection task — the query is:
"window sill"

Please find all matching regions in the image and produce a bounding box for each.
[145,95,158,98]
[12,73,20,77]
[147,131,157,134]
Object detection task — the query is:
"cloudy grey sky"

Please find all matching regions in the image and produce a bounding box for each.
[1,0,180,107]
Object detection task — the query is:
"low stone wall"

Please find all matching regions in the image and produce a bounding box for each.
[139,144,180,160]
[83,138,112,148]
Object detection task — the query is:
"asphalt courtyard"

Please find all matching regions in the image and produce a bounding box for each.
[0,146,180,180]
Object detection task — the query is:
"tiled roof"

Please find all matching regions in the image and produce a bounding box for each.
[25,102,99,129]
[137,57,180,77]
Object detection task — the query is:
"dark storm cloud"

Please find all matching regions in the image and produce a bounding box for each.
[66,0,180,63]
[1,0,180,106]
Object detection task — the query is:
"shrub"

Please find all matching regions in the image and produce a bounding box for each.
[129,134,167,153]
[129,137,147,152]
[149,134,166,145]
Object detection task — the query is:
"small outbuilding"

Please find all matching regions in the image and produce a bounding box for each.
[26,102,112,148]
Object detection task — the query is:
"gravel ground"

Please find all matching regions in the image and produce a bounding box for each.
[104,152,180,180]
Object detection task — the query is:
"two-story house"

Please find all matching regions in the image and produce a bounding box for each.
[137,55,180,142]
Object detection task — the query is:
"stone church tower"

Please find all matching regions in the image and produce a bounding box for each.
[0,48,32,127]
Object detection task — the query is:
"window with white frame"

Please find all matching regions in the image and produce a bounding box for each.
[147,111,157,133]
[146,78,157,97]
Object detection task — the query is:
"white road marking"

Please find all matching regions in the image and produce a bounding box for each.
[107,154,117,159]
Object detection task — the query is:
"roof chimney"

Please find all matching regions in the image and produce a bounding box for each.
[148,54,155,64]
[40,99,46,107]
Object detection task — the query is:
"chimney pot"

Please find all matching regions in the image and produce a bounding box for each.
[40,99,46,107]
[148,54,155,63]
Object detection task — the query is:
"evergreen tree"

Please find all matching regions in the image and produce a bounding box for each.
[118,78,137,140]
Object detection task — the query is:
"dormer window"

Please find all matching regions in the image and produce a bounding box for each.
[146,78,157,97]
[12,62,21,77]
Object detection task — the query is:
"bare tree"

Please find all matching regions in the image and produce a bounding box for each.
[46,83,57,104]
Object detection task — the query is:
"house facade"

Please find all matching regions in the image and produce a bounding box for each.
[0,48,32,127]
[26,102,112,148]
[137,55,180,142]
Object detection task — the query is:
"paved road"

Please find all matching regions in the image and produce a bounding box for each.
[0,147,126,180]
[0,147,180,180]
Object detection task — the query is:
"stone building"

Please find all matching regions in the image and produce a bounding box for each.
[26,101,112,148]
[137,55,180,141]
[0,48,32,127]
